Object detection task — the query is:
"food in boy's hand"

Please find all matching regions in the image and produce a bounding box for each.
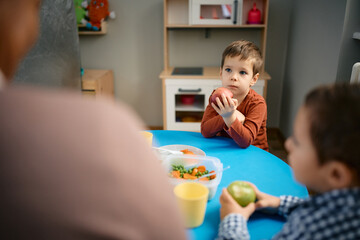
[170,164,215,180]
[211,87,234,106]
[180,149,195,155]
[227,181,256,207]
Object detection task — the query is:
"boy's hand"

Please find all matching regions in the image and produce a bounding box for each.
[246,182,281,209]
[219,188,256,220]
[235,110,245,124]
[211,94,239,127]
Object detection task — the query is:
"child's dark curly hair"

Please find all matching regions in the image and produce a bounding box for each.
[305,83,360,180]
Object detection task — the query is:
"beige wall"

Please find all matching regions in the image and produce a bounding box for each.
[79,0,293,128]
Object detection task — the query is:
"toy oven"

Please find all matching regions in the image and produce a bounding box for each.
[189,0,243,25]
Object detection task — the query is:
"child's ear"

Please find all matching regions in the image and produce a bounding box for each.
[324,161,354,189]
[250,73,259,87]
[219,67,223,77]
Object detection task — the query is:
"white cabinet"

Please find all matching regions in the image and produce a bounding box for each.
[165,79,222,131]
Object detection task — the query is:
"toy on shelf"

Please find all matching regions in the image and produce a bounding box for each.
[247,2,261,24]
[74,0,88,25]
[86,0,115,31]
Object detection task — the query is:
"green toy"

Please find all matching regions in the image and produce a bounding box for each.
[74,0,88,25]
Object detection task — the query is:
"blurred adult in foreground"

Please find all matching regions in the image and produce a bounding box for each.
[0,0,186,239]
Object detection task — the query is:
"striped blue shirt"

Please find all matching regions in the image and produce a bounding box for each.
[217,188,360,240]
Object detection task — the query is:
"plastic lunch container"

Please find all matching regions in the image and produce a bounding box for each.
[162,154,223,200]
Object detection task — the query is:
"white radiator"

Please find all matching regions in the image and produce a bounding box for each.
[350,62,360,83]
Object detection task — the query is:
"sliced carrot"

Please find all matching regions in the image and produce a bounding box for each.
[171,170,181,178]
[183,173,197,180]
[180,149,195,155]
[197,165,206,173]
[191,168,198,176]
[180,149,188,154]
[199,177,209,181]
[209,170,216,180]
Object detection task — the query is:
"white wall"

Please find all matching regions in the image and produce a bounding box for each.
[279,0,347,137]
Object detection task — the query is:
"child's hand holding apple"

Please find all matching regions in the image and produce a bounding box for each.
[219,188,255,220]
[211,87,234,107]
[210,87,241,127]
[219,181,281,220]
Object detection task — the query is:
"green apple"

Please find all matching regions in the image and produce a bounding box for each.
[227,181,256,207]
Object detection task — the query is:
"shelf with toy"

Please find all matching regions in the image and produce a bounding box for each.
[74,0,115,35]
[78,21,107,35]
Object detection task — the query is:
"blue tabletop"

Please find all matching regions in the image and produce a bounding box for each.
[150,130,308,240]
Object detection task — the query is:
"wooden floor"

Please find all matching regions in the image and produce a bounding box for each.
[267,128,288,164]
[148,126,288,164]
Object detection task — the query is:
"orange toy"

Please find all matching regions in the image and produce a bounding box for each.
[86,0,115,31]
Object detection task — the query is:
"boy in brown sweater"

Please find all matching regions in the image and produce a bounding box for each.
[201,40,268,151]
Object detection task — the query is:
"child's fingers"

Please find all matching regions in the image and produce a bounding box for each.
[242,181,260,195]
[216,97,225,110]
[211,102,220,111]
[211,103,222,116]
[232,98,239,107]
[220,188,236,205]
[244,202,256,212]
[255,200,268,209]
[226,96,235,108]
[221,94,229,108]
[244,182,269,201]
[219,188,229,204]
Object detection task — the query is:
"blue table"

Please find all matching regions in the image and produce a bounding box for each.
[150,130,308,240]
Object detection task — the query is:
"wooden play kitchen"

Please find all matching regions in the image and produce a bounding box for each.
[159,0,271,131]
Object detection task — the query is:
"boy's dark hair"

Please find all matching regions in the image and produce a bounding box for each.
[221,40,263,76]
[305,83,360,178]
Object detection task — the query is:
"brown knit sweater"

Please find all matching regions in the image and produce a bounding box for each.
[201,88,269,151]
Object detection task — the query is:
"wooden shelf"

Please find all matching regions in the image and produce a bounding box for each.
[78,22,107,35]
[175,103,204,112]
[166,24,266,29]
[82,69,114,98]
[160,66,271,80]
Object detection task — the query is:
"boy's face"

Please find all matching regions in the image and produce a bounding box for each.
[220,56,258,99]
[285,106,331,193]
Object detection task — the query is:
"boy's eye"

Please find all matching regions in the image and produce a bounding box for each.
[240,71,247,75]
[225,68,231,73]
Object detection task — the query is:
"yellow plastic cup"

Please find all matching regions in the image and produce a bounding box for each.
[174,182,209,228]
[140,131,153,146]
